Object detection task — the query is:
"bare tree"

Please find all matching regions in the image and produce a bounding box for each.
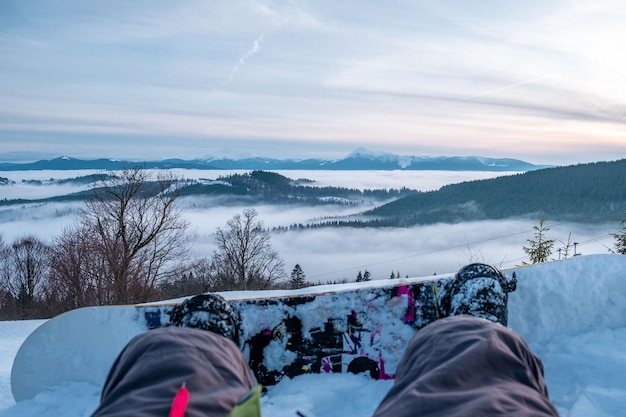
[211,208,286,290]
[3,235,50,319]
[78,167,191,305]
[48,225,97,311]
[0,234,14,318]
[557,232,573,259]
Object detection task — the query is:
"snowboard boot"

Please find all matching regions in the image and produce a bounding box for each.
[439,263,517,326]
[168,293,241,347]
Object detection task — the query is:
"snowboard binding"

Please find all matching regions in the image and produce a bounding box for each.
[168,294,242,347]
[440,263,517,326]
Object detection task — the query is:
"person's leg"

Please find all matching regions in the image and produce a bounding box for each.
[372,316,559,417]
[91,327,256,417]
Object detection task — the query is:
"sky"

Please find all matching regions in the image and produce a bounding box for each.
[1,0,626,165]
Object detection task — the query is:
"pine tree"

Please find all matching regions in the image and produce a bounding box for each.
[289,264,307,289]
[363,270,371,281]
[390,271,396,279]
[523,217,555,264]
[356,271,364,282]
[611,215,626,255]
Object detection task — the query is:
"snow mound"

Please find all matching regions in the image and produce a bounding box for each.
[508,254,626,344]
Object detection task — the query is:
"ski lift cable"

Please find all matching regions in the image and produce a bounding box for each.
[308,225,543,279]
[575,234,614,245]
[308,220,618,280]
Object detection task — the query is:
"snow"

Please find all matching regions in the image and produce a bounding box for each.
[1,254,626,416]
[0,320,44,411]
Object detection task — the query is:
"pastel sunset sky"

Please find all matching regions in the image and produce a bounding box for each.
[1,0,625,164]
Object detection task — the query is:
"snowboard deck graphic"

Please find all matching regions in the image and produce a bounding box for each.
[12,273,471,401]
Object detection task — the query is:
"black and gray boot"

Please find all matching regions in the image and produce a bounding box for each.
[439,263,517,326]
[168,294,241,346]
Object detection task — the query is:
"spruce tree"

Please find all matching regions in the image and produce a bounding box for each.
[523,217,555,264]
[611,215,626,255]
[289,264,307,289]
[363,270,372,281]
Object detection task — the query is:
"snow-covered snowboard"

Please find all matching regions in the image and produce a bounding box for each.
[12,264,515,402]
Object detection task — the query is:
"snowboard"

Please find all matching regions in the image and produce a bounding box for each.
[11,264,515,402]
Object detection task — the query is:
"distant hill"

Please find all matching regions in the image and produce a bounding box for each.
[0,149,548,172]
[0,171,416,207]
[2,160,624,227]
[356,159,626,225]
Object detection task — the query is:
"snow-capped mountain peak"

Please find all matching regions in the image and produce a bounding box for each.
[202,149,258,161]
[346,147,395,160]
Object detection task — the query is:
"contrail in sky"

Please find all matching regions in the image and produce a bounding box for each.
[466,72,562,99]
[226,34,264,83]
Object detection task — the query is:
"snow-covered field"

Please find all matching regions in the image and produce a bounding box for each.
[1,254,626,417]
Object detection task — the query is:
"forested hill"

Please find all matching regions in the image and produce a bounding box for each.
[361,159,626,226]
[0,170,416,206]
[176,170,415,204]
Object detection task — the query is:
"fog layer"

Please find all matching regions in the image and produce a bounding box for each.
[0,170,616,281]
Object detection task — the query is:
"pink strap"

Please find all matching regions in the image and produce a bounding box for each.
[169,384,189,417]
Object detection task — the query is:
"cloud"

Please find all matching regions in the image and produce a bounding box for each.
[0,197,615,282]
[224,34,265,84]
[466,73,564,99]
[0,169,617,284]
[2,1,626,165]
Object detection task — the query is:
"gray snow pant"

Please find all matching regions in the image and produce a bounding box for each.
[92,316,558,417]
[373,315,559,417]
[91,326,255,417]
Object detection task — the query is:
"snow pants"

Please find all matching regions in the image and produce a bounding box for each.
[372,315,559,417]
[91,316,558,417]
[90,327,256,417]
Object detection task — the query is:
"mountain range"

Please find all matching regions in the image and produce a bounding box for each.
[2,158,623,226]
[0,148,548,172]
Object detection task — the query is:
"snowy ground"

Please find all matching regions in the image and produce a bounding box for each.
[1,254,625,417]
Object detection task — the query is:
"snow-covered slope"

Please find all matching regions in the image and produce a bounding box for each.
[1,254,625,417]
[508,255,626,344]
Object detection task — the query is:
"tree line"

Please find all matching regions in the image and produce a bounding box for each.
[0,168,290,320]
[2,166,625,320]
[0,166,420,320]
[1,170,416,208]
[280,158,626,230]
[363,159,626,226]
